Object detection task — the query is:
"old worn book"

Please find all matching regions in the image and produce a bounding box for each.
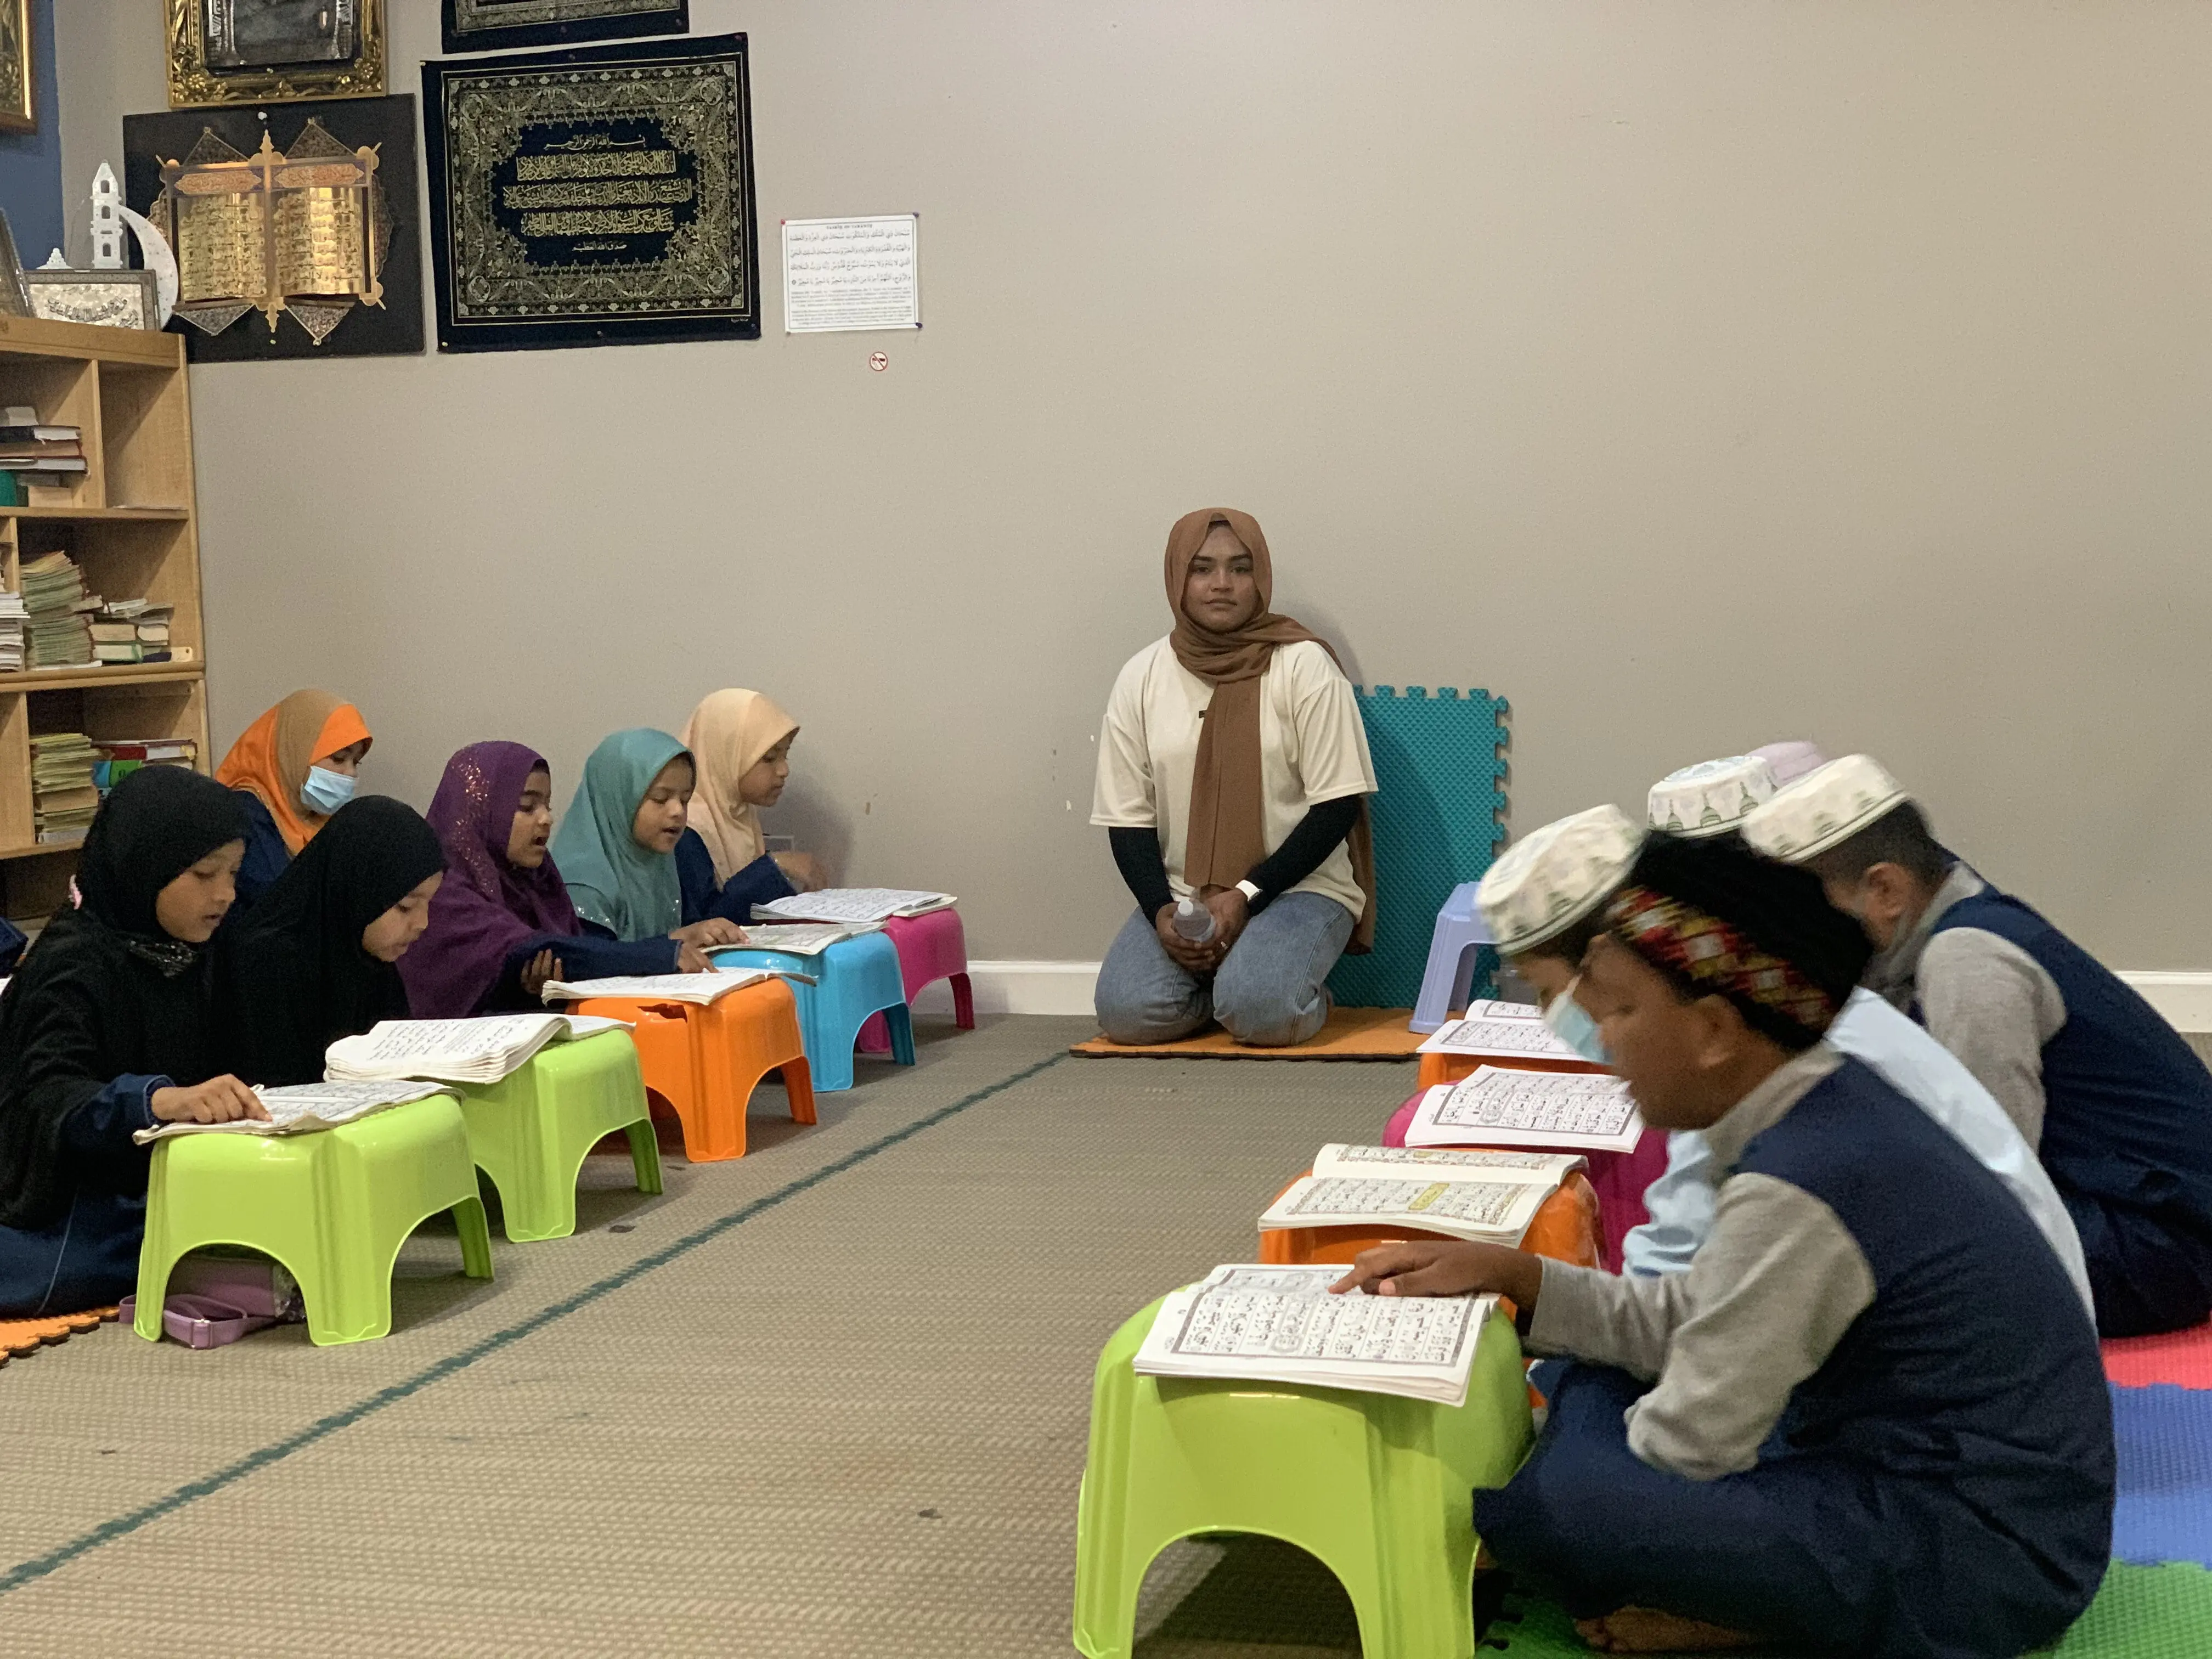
[538,969,790,1007]
[324,1014,631,1085]
[134,1080,456,1143]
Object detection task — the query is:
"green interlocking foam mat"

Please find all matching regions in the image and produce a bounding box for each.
[1481,1562,2212,1657]
[1327,685,1510,1011]
[2051,1562,2212,1657]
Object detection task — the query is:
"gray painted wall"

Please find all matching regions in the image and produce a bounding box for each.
[58,1,2212,966]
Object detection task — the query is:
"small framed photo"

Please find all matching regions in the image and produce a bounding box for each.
[0,0,35,133]
[25,270,161,332]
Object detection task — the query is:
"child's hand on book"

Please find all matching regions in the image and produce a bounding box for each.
[674,942,718,974]
[521,949,565,998]
[151,1075,270,1125]
[672,919,747,950]
[1330,1239,1542,1309]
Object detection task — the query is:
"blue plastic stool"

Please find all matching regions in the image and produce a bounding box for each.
[710,930,915,1092]
[1409,881,1493,1034]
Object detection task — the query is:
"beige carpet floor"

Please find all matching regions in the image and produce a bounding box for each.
[0,1015,1420,1658]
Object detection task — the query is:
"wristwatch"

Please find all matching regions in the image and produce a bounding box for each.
[1235,879,1262,903]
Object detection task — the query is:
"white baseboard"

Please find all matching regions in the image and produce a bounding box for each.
[910,960,1102,1018]
[910,963,2212,1032]
[2118,972,2212,1034]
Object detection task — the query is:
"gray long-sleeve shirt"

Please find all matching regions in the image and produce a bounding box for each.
[1527,1045,1878,1480]
[1864,865,2066,1148]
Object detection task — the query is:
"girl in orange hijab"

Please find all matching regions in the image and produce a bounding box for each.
[213,689,372,911]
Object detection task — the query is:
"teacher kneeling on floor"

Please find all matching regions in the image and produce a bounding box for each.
[1090,507,1378,1047]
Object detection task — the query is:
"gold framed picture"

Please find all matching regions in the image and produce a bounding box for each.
[168,1,387,109]
[0,0,35,134]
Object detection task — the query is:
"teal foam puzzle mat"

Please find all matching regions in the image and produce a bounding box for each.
[1328,685,1510,1011]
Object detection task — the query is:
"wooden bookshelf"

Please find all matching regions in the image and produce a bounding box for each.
[0,314,209,922]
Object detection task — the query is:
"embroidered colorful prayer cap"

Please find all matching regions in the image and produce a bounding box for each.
[1646,754,1780,839]
[1477,805,1644,958]
[1741,753,1911,865]
[1604,831,1872,1048]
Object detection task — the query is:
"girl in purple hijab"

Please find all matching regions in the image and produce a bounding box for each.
[398,742,688,1017]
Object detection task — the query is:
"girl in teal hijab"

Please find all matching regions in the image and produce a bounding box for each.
[551,730,748,952]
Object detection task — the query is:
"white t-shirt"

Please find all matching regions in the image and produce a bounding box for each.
[1091,636,1377,918]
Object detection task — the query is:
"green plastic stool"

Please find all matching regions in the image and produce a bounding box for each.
[456,1031,662,1242]
[135,1095,494,1348]
[1074,1295,1533,1659]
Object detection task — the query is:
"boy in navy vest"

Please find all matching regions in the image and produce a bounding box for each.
[1746,754,2212,1338]
[1333,833,2112,1658]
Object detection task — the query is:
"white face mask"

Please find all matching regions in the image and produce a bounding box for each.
[1541,975,1610,1065]
[301,765,358,815]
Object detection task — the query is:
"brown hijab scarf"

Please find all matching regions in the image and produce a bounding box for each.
[1164,508,1376,952]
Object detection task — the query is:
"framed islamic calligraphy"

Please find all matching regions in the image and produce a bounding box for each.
[0,0,33,133]
[422,33,758,353]
[442,0,689,56]
[167,0,387,108]
[122,97,425,361]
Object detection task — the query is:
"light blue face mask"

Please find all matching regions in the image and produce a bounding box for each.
[1542,977,1611,1065]
[301,765,358,815]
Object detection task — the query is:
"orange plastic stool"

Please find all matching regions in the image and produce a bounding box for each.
[1257,1171,1603,1273]
[572,979,816,1163]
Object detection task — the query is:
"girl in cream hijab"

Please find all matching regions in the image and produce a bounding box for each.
[675,690,826,923]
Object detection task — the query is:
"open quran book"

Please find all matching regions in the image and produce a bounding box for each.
[753,888,955,925]
[1132,1264,1499,1406]
[135,1080,455,1144]
[1415,1001,1594,1064]
[725,922,873,955]
[324,1014,631,1085]
[539,969,786,1006]
[1404,1065,1644,1153]
[1260,1144,1586,1245]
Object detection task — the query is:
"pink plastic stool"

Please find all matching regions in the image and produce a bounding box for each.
[1381,1090,1669,1273]
[857,908,974,1052]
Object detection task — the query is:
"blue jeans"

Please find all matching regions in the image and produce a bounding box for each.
[1093,891,1355,1047]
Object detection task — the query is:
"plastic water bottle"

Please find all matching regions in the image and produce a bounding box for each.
[1172,896,1217,944]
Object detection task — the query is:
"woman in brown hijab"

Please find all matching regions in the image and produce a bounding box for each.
[1089,508,1377,1046]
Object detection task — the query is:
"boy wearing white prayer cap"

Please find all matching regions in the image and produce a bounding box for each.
[1621,753,2092,1313]
[1745,754,2212,1338]
[1475,804,1642,1065]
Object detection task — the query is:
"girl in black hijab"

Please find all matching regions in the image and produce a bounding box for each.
[221,795,447,1085]
[0,767,268,1317]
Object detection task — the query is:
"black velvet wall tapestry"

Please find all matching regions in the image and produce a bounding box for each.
[422,33,758,353]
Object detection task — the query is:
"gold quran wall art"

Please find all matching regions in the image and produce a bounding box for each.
[167,0,386,108]
[422,33,759,352]
[0,0,33,133]
[442,0,688,55]
[123,98,425,362]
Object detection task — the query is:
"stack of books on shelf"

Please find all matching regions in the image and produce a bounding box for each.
[93,737,198,794]
[0,405,86,490]
[31,732,99,844]
[0,589,24,672]
[21,552,92,668]
[89,599,174,665]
